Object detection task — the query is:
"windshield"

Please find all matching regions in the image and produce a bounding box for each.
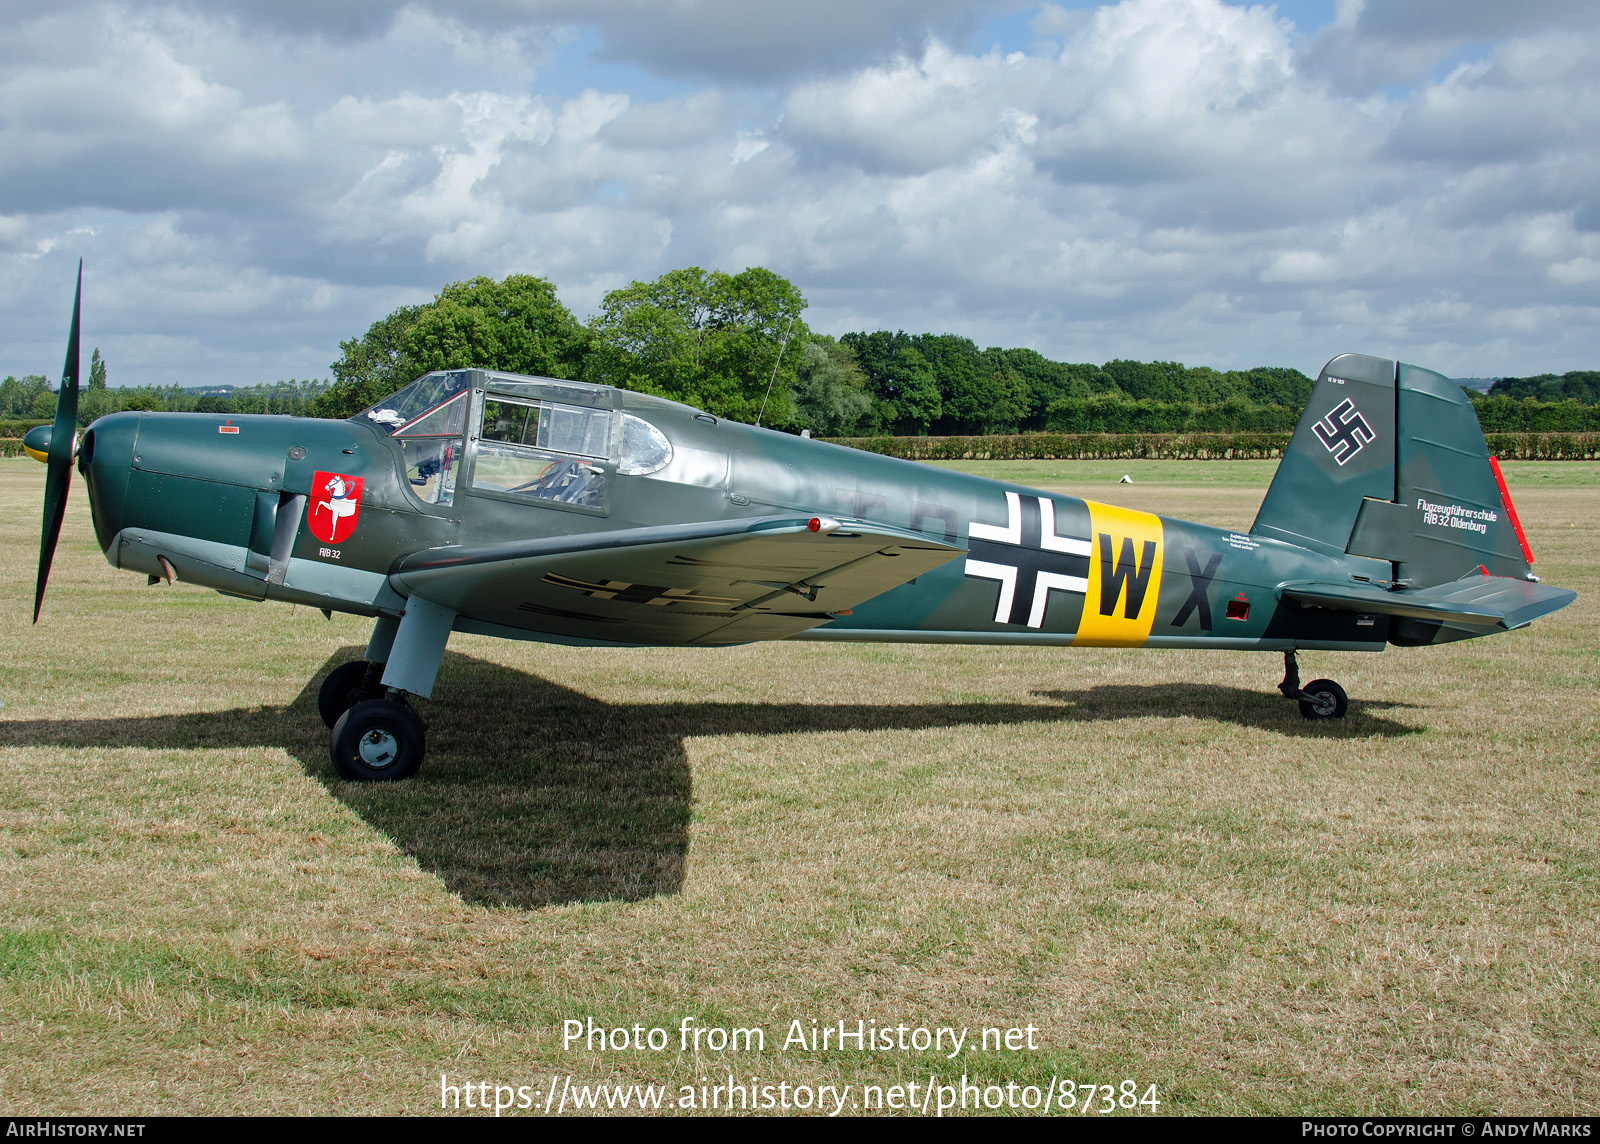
[357,371,471,434]
[357,371,469,507]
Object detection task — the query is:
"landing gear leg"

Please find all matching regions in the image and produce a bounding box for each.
[324,598,454,782]
[1279,650,1349,720]
[1278,650,1301,700]
[318,659,382,728]
[317,614,402,728]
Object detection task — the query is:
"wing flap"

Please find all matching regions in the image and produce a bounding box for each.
[391,516,963,645]
[1281,575,1576,630]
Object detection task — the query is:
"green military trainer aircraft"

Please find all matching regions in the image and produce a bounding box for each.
[29,268,1576,781]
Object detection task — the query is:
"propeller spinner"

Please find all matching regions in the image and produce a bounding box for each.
[33,261,82,623]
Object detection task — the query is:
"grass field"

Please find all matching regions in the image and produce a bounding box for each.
[1,456,1595,1116]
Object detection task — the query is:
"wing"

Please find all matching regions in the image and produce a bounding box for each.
[1280,574,1576,630]
[390,515,964,645]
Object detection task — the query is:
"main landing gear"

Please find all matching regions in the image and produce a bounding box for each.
[318,659,427,782]
[1278,651,1348,720]
[330,694,426,782]
[317,658,384,728]
[320,599,455,782]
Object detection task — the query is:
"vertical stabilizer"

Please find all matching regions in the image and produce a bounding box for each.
[1254,353,1535,593]
[1251,353,1396,567]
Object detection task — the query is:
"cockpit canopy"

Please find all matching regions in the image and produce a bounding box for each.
[356,370,675,509]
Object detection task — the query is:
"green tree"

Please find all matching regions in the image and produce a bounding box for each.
[1490,370,1600,404]
[406,275,587,378]
[75,348,113,424]
[1102,359,1189,403]
[988,365,1032,434]
[317,305,422,418]
[79,387,116,424]
[881,345,941,434]
[585,266,808,423]
[118,390,162,413]
[0,376,25,418]
[1235,366,1313,408]
[316,274,586,419]
[985,348,1077,427]
[911,334,987,432]
[791,338,872,436]
[21,374,50,410]
[839,331,914,391]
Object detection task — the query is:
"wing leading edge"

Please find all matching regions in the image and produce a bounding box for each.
[390,516,964,645]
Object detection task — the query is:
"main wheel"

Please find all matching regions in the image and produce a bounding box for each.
[331,698,426,781]
[1297,678,1349,720]
[318,659,378,728]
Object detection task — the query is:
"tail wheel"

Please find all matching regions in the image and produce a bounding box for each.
[317,659,380,728]
[1297,678,1349,720]
[331,697,426,781]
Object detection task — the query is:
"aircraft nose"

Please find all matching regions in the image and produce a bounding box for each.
[74,412,139,555]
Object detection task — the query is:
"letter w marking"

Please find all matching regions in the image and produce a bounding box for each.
[1098,534,1157,619]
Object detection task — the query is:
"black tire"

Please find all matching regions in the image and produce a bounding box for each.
[330,698,426,782]
[1297,678,1349,720]
[318,659,377,729]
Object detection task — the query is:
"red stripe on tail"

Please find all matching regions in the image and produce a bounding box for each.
[1489,455,1534,565]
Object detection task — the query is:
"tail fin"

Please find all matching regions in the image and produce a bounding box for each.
[1253,353,1534,589]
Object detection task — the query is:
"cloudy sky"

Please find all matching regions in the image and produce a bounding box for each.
[2,0,1597,389]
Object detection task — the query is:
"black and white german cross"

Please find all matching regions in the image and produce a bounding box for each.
[1312,397,1376,466]
[965,491,1092,628]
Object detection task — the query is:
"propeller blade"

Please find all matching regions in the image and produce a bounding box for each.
[34,261,82,624]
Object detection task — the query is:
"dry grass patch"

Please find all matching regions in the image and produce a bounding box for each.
[0,458,1595,1115]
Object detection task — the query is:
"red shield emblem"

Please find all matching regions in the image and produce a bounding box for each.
[310,471,363,544]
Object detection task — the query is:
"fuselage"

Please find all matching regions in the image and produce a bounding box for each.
[73,369,1389,653]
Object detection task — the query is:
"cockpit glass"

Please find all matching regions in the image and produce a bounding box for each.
[618,414,672,475]
[358,372,469,507]
[358,371,471,435]
[481,399,530,444]
[472,393,610,508]
[396,393,467,438]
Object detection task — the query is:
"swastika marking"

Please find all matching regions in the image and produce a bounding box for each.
[1312,398,1376,466]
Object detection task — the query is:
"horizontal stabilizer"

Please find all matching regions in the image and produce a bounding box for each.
[1281,575,1576,631]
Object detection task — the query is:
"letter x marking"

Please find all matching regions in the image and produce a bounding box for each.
[1172,548,1222,629]
[965,491,1091,627]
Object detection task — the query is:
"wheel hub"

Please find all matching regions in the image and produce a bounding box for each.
[358,727,399,768]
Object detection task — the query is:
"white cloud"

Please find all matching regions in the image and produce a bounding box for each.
[599,91,727,150]
[2,0,1600,389]
[2,0,1026,84]
[786,43,1019,175]
[319,95,468,149]
[502,0,1024,82]
[1298,0,1600,96]
[1262,251,1337,283]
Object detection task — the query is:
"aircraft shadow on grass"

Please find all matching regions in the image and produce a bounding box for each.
[1,648,1418,910]
[1031,684,1421,726]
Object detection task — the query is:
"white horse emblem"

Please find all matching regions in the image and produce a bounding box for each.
[317,473,357,524]
[310,470,364,543]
